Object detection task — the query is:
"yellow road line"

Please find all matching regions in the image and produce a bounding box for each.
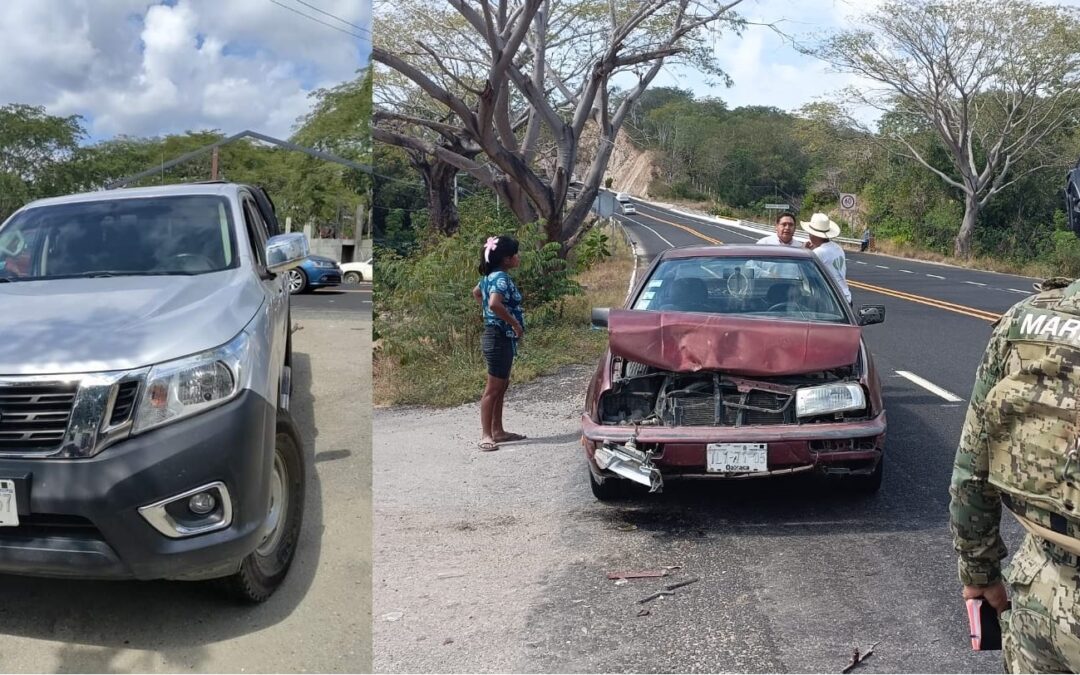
[643,212,723,245]
[848,279,1001,322]
[649,209,1002,323]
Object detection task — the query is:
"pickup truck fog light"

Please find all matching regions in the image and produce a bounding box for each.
[139,482,233,538]
[188,492,216,515]
[795,383,866,418]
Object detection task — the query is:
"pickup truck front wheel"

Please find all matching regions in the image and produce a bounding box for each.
[222,412,306,602]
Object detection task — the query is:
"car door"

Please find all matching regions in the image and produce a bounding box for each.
[240,192,288,395]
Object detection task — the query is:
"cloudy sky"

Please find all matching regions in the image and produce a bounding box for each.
[0,0,370,143]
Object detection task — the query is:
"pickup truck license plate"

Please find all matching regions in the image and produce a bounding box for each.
[707,443,768,473]
[0,479,18,526]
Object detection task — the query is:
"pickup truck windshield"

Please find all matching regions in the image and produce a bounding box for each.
[0,195,238,280]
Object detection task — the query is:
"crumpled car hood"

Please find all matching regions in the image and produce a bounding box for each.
[0,269,263,375]
[607,309,861,376]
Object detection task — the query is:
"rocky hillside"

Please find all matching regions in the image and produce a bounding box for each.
[575,125,657,197]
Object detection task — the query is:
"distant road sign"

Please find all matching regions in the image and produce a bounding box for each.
[763,203,790,210]
[839,193,857,210]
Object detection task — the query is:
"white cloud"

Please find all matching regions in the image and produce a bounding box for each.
[652,0,888,124]
[0,0,370,141]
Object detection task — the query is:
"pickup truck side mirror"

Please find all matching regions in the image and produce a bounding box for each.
[857,304,885,326]
[591,307,610,330]
[266,233,309,274]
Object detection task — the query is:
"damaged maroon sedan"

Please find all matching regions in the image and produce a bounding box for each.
[582,245,887,500]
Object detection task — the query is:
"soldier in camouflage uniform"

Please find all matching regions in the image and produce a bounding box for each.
[950,274,1080,672]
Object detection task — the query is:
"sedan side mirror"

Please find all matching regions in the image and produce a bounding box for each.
[857,304,886,326]
[591,307,610,330]
[266,233,309,274]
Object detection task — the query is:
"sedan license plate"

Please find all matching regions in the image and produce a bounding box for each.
[0,479,18,526]
[707,443,768,474]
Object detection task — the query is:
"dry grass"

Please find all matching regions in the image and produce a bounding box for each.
[869,239,1051,278]
[373,221,636,408]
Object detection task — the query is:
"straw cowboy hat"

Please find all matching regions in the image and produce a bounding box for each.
[801,212,841,239]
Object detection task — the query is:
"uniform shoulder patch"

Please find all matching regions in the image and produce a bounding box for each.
[1035,276,1075,292]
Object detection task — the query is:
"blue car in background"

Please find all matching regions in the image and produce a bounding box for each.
[287,254,341,294]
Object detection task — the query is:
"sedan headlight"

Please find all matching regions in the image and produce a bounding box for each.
[313,260,337,269]
[795,383,866,418]
[133,331,249,434]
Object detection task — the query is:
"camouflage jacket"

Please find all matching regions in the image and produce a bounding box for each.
[950,277,1080,586]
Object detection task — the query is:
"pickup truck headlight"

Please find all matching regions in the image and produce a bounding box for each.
[133,331,249,434]
[795,383,866,418]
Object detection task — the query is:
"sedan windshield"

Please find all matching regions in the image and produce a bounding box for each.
[0,195,238,281]
[633,255,849,323]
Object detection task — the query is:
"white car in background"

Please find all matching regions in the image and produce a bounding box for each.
[341,258,372,283]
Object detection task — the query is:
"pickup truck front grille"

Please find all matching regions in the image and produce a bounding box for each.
[0,383,79,451]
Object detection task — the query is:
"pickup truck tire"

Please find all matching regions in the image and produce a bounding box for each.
[287,268,308,295]
[343,271,362,284]
[222,411,306,603]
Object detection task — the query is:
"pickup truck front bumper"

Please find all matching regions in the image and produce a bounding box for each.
[0,390,276,580]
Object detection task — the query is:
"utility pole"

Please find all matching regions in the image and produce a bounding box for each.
[210,147,219,180]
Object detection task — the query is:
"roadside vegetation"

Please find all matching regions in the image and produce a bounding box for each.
[373,194,633,407]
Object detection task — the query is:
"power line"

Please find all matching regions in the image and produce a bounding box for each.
[290,0,371,36]
[266,0,368,40]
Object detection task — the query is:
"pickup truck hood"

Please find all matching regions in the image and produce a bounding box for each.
[607,309,861,376]
[0,269,264,375]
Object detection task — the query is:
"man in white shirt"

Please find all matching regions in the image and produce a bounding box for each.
[755,211,800,278]
[801,212,852,305]
[757,211,798,247]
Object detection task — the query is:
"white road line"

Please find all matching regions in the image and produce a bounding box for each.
[900,269,914,274]
[855,261,868,265]
[927,274,945,279]
[875,265,889,269]
[964,281,987,286]
[1007,288,1030,294]
[625,216,676,248]
[895,370,963,403]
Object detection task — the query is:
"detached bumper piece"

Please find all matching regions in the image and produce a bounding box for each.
[594,439,663,493]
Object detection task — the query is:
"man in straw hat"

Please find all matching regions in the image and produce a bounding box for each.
[802,212,851,305]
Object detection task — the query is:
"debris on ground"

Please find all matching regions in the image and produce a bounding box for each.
[638,578,701,604]
[637,609,651,617]
[381,611,404,622]
[443,638,454,646]
[638,590,675,604]
[665,578,699,591]
[614,524,638,532]
[607,570,670,580]
[614,579,629,586]
[841,640,881,674]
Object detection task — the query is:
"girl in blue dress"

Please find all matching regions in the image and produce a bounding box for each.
[472,236,526,451]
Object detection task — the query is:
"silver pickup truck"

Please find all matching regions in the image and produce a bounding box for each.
[0,182,309,602]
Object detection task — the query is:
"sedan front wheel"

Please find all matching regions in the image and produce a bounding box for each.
[287,269,308,294]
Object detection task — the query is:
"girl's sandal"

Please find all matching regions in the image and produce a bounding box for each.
[478,441,500,452]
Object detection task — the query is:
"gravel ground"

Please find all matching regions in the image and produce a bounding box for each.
[374,360,1006,674]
